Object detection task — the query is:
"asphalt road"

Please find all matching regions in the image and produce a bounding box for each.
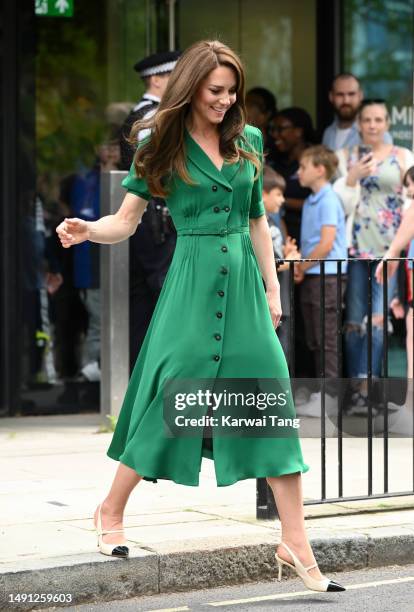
[46,563,414,612]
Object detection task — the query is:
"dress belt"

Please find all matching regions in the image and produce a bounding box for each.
[176,226,249,236]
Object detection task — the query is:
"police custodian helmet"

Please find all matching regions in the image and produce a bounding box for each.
[134,50,181,78]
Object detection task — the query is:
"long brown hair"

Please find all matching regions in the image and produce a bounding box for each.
[130,40,261,197]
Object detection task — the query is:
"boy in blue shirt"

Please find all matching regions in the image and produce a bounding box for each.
[295,145,347,415]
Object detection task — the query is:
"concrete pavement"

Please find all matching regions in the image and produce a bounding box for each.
[0,414,413,610]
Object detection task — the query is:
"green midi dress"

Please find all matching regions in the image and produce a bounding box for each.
[106,124,309,486]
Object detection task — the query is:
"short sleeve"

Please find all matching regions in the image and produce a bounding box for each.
[121,139,152,201]
[319,195,339,227]
[248,127,265,219]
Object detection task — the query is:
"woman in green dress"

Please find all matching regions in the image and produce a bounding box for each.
[56,40,344,593]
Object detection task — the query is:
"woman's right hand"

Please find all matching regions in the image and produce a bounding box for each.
[347,153,376,186]
[56,218,90,248]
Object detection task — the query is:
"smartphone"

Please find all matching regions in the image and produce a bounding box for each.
[358,144,373,160]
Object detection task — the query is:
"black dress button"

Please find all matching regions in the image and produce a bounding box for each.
[212,185,218,192]
[224,206,230,212]
[221,266,228,275]
[213,206,220,213]
[214,334,222,341]
[221,246,228,253]
[216,311,223,318]
[217,290,225,297]
[213,355,220,361]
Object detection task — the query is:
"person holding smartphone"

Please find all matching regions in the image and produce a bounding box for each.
[333,99,414,414]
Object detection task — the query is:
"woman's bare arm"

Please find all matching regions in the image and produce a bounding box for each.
[249,215,281,326]
[56,193,148,247]
[88,193,148,243]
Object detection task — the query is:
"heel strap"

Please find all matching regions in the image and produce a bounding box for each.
[305,562,318,571]
[98,529,125,535]
[280,542,318,573]
[280,541,296,560]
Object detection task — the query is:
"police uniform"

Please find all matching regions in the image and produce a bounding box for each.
[119,51,180,372]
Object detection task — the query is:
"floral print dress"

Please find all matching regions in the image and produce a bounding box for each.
[349,147,403,258]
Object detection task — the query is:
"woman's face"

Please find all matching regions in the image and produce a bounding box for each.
[270,115,303,153]
[406,175,414,199]
[191,65,237,126]
[359,104,389,145]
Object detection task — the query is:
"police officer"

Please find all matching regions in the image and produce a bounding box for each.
[120,51,180,372]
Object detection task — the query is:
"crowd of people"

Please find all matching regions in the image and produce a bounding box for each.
[253,73,414,431]
[30,57,414,434]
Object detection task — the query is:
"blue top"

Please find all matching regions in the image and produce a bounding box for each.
[71,167,101,288]
[300,183,347,275]
[408,240,414,270]
[322,118,392,150]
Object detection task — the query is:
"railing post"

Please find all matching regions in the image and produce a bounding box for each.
[320,261,326,501]
[289,260,296,374]
[367,260,373,497]
[382,259,389,493]
[337,260,343,498]
[256,478,278,520]
[412,265,414,492]
[100,170,129,417]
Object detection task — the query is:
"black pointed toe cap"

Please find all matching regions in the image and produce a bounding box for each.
[327,580,346,591]
[112,545,129,557]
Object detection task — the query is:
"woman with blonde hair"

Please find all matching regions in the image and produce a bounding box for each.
[57,40,344,593]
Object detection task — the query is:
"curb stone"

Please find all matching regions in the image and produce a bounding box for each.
[1,533,414,610]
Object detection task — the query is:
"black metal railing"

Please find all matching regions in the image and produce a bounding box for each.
[257,257,414,519]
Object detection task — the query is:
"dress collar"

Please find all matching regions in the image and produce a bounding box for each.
[184,129,240,189]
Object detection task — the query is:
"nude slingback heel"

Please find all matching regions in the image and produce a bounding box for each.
[275,542,345,592]
[95,503,129,558]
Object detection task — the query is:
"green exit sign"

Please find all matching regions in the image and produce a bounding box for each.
[35,0,74,17]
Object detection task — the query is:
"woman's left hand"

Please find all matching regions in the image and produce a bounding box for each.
[266,286,282,328]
